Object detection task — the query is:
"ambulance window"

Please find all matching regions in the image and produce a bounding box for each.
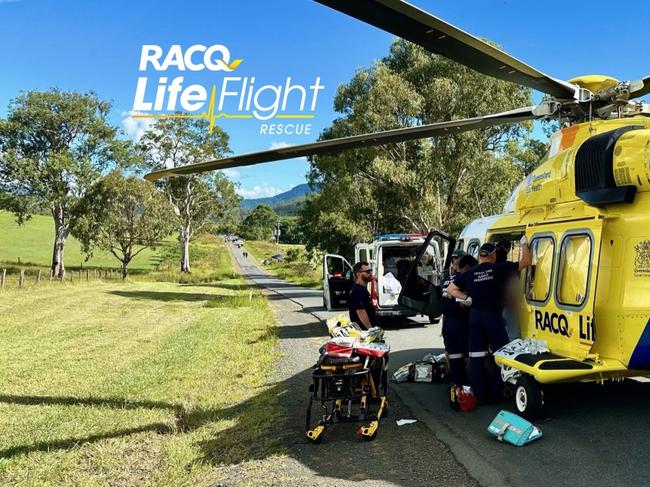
[525,236,555,303]
[557,234,591,307]
[359,248,369,262]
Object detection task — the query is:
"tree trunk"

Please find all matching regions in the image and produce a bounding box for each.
[121,262,129,279]
[180,227,191,273]
[51,206,68,278]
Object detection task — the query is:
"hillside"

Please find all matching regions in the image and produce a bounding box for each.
[241,183,317,214]
[0,210,161,271]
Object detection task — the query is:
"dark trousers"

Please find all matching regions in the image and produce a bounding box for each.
[468,309,509,403]
[442,314,469,385]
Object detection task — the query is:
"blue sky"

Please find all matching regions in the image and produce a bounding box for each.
[1,0,649,198]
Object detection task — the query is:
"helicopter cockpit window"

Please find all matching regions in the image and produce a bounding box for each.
[557,234,592,307]
[525,236,555,303]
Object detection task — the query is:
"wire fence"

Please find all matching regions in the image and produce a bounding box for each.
[0,267,124,290]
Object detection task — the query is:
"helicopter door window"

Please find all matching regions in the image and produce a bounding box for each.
[467,240,480,259]
[557,234,592,307]
[525,236,555,303]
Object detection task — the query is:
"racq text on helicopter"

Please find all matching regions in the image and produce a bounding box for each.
[145,0,650,418]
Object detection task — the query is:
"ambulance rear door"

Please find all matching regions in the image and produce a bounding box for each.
[323,254,353,311]
[398,230,455,318]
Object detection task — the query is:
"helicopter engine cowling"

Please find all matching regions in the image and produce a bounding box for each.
[611,129,650,193]
[574,126,648,206]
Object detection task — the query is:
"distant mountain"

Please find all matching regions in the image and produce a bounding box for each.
[241,183,318,214]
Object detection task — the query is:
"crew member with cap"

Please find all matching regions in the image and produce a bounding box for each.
[446,237,532,403]
[442,249,466,283]
[441,254,478,385]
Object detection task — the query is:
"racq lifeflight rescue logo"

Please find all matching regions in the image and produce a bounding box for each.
[131,44,324,135]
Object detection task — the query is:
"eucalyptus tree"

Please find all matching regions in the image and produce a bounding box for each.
[139,118,236,272]
[303,39,540,252]
[0,89,125,276]
[72,171,174,278]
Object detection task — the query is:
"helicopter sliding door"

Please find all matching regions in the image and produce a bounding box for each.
[522,219,603,359]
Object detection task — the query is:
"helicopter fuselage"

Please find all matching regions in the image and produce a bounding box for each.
[466,116,650,383]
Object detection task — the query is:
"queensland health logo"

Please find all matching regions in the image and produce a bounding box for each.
[131,44,324,135]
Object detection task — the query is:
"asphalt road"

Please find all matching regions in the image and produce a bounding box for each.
[230,243,650,487]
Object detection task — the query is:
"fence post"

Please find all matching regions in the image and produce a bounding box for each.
[49,269,53,282]
[19,270,25,287]
[36,269,41,286]
[86,269,89,281]
[1,269,5,289]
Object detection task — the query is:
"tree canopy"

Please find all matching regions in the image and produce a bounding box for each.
[240,204,278,241]
[72,171,175,278]
[302,39,546,255]
[138,117,238,272]
[0,89,127,276]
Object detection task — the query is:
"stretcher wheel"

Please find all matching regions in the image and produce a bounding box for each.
[514,375,545,420]
[305,397,324,443]
[362,429,378,442]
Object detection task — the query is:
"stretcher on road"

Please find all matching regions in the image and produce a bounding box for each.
[306,315,389,442]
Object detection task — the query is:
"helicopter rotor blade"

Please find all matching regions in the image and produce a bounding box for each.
[144,106,538,181]
[315,0,577,100]
[630,75,650,99]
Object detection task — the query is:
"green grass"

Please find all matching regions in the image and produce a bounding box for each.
[0,238,284,485]
[0,210,162,273]
[244,240,322,289]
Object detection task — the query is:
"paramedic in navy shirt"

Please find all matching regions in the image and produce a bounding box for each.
[447,238,532,403]
[348,261,376,330]
[442,254,478,385]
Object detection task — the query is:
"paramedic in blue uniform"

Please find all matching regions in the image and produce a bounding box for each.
[441,254,477,385]
[349,261,376,330]
[447,238,531,403]
[442,248,466,283]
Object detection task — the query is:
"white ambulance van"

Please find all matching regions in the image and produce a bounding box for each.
[323,233,446,322]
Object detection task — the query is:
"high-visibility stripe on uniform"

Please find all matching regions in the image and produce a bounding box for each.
[468,351,488,357]
[448,353,464,359]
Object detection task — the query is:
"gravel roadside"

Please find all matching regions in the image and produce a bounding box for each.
[223,243,479,487]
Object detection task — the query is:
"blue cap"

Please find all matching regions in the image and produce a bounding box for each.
[479,243,496,256]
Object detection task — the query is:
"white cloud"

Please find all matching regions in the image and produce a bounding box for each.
[269,141,309,164]
[269,141,290,150]
[121,111,156,141]
[237,184,283,199]
[220,169,240,179]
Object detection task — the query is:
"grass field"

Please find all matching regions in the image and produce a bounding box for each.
[0,210,162,273]
[0,236,285,485]
[244,240,322,288]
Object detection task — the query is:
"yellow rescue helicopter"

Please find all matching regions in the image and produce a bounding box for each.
[145,0,650,418]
